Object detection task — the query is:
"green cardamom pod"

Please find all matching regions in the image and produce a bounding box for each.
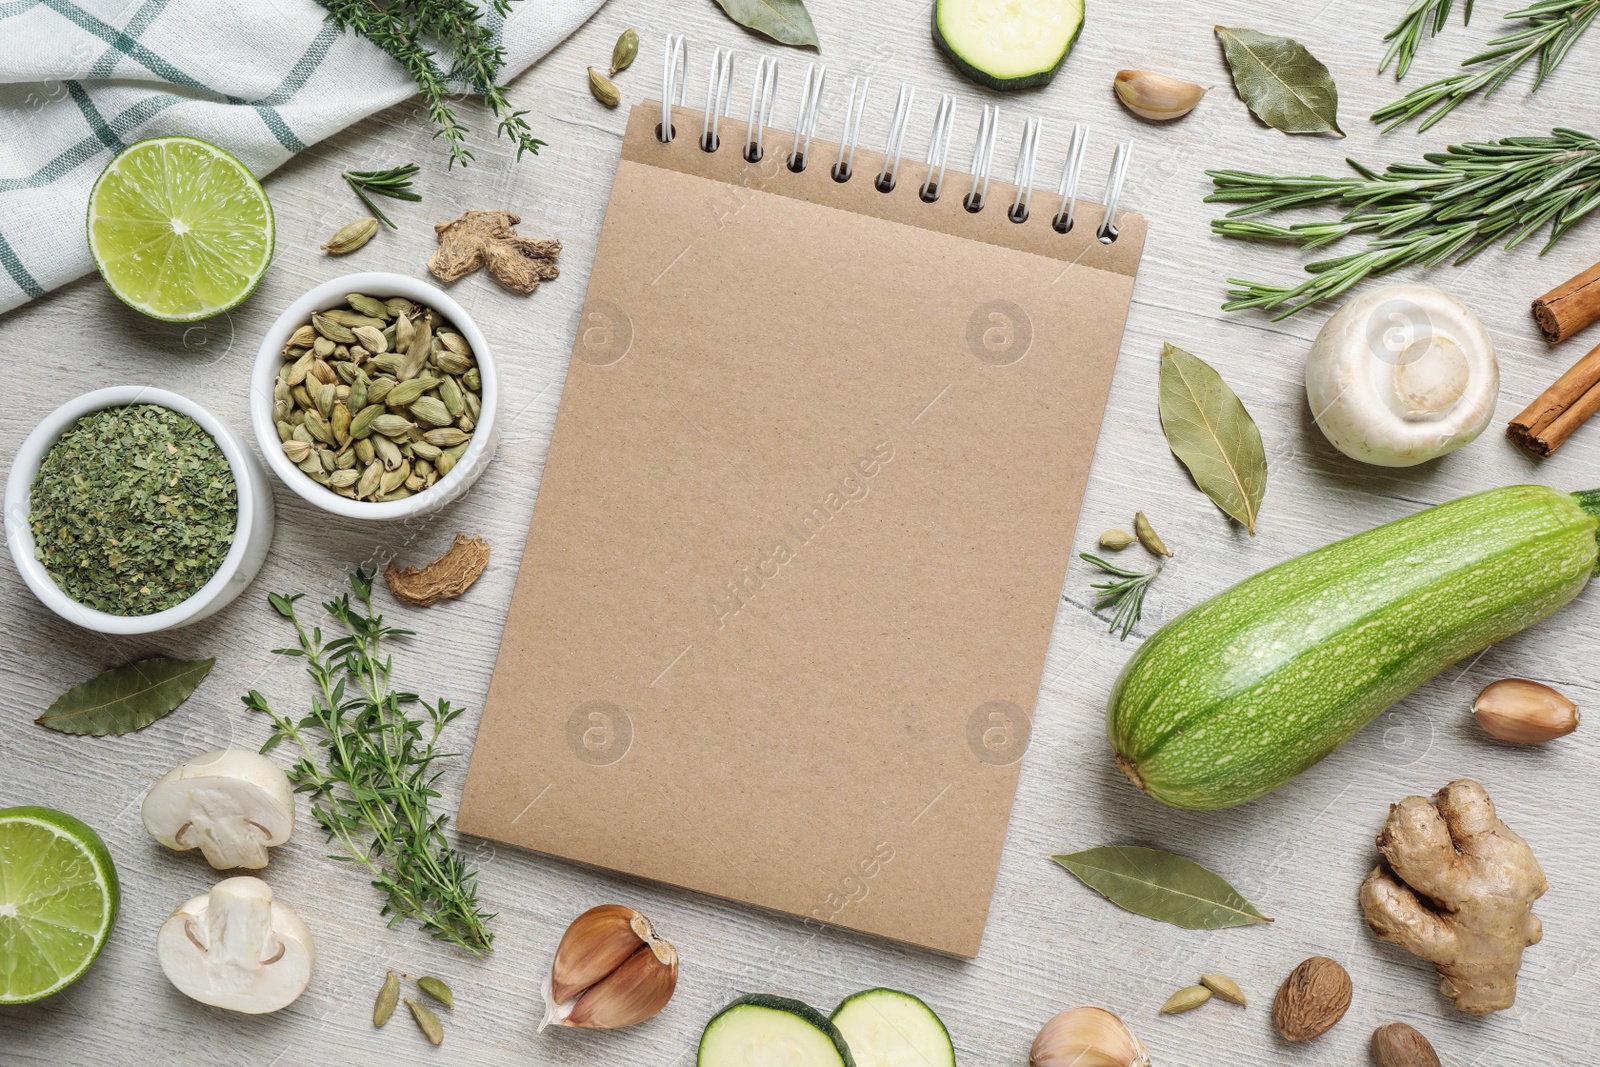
[385,377,438,408]
[303,410,336,445]
[354,437,376,465]
[331,402,352,444]
[463,390,481,422]
[463,367,481,392]
[282,440,314,464]
[610,27,640,75]
[312,313,357,344]
[409,396,453,427]
[347,293,391,320]
[1099,528,1136,550]
[348,403,384,440]
[410,441,442,462]
[1200,973,1247,1007]
[438,377,465,418]
[285,351,314,388]
[374,434,404,470]
[318,448,338,473]
[315,381,336,420]
[322,308,385,329]
[456,414,475,434]
[422,427,471,448]
[393,312,415,353]
[334,360,359,386]
[372,352,405,377]
[329,469,361,489]
[347,375,368,413]
[434,351,473,376]
[437,331,471,358]
[357,461,384,500]
[589,66,621,108]
[352,325,388,354]
[366,377,396,405]
[334,448,358,470]
[413,458,435,478]
[1161,985,1212,1014]
[1134,511,1172,557]
[380,459,413,496]
[372,414,416,439]
[297,453,324,476]
[405,998,443,1046]
[321,217,379,255]
[288,324,318,349]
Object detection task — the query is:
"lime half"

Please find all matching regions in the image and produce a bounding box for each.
[0,806,120,1004]
[87,135,274,321]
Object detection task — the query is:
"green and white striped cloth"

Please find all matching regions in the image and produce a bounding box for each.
[0,0,603,315]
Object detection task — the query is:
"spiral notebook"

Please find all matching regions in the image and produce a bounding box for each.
[459,40,1148,957]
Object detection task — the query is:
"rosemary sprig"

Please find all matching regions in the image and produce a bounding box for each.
[1382,0,1474,79]
[1081,554,1160,641]
[344,164,422,228]
[1373,0,1600,131]
[317,0,545,168]
[1207,128,1600,318]
[244,572,494,955]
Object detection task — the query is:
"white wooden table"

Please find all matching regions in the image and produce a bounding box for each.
[4,1,1599,1063]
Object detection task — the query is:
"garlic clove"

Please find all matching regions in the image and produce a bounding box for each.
[541,904,678,1031]
[564,941,679,1029]
[549,904,653,1004]
[1114,70,1206,121]
[1474,678,1579,743]
[1030,1006,1149,1067]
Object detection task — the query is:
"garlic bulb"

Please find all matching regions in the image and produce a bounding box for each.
[540,904,678,1030]
[1030,1006,1150,1067]
[1305,284,1498,466]
[1114,70,1206,121]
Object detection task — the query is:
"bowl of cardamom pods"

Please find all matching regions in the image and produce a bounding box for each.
[4,386,276,634]
[249,273,498,520]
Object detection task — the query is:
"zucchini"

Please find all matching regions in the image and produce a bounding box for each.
[1109,486,1600,810]
[699,994,856,1067]
[933,0,1085,91]
[831,989,954,1067]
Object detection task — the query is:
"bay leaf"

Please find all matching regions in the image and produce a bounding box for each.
[1158,343,1267,535]
[37,657,215,736]
[713,0,820,48]
[1052,845,1272,929]
[1215,26,1344,136]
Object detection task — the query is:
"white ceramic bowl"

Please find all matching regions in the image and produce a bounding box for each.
[4,386,276,634]
[250,272,499,520]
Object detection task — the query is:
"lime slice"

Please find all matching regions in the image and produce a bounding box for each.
[87,135,274,322]
[0,806,120,1004]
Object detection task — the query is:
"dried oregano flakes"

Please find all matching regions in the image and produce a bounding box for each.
[29,404,237,616]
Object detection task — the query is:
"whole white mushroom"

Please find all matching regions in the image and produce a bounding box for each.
[1305,284,1498,467]
[157,876,315,1013]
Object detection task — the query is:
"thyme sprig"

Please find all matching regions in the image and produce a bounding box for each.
[1374,0,1599,130]
[1082,554,1160,641]
[344,164,421,229]
[1207,128,1600,318]
[317,0,544,168]
[244,571,494,955]
[1382,0,1474,79]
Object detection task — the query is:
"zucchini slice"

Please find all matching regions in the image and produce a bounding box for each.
[933,0,1086,91]
[831,989,955,1067]
[699,995,856,1067]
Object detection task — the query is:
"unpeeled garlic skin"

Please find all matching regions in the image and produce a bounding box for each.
[1114,70,1206,121]
[540,904,678,1031]
[1030,1006,1150,1067]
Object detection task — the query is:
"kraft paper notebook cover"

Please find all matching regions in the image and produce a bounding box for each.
[459,47,1148,957]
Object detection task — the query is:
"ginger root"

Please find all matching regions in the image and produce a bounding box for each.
[1360,779,1545,1014]
[429,210,561,294]
[384,533,490,607]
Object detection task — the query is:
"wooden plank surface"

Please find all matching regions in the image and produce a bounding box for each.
[3,1,1599,1063]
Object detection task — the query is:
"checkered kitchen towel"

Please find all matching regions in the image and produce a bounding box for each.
[0,0,604,315]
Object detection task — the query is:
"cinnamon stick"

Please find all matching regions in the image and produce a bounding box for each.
[1532,260,1600,344]
[1508,341,1600,456]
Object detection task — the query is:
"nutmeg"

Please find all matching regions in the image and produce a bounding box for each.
[1371,1022,1442,1067]
[1473,678,1579,743]
[1272,956,1351,1042]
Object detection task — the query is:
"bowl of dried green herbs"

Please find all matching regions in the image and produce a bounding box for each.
[249,272,499,520]
[4,387,275,634]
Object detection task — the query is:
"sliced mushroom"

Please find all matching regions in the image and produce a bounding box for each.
[141,749,294,870]
[157,877,315,1014]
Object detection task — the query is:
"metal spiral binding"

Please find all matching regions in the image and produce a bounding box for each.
[701,46,735,152]
[876,83,916,193]
[659,34,687,142]
[919,94,957,202]
[1008,117,1042,223]
[832,76,870,183]
[789,63,826,172]
[657,40,1135,241]
[743,56,778,163]
[964,105,1000,212]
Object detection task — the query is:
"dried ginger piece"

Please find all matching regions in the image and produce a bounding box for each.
[484,233,562,293]
[384,534,490,607]
[428,210,560,293]
[1360,778,1546,1014]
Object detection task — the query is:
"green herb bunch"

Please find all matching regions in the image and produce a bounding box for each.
[1081,554,1160,641]
[245,572,493,954]
[317,0,543,168]
[1208,128,1600,318]
[1381,0,1474,79]
[1374,0,1599,130]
